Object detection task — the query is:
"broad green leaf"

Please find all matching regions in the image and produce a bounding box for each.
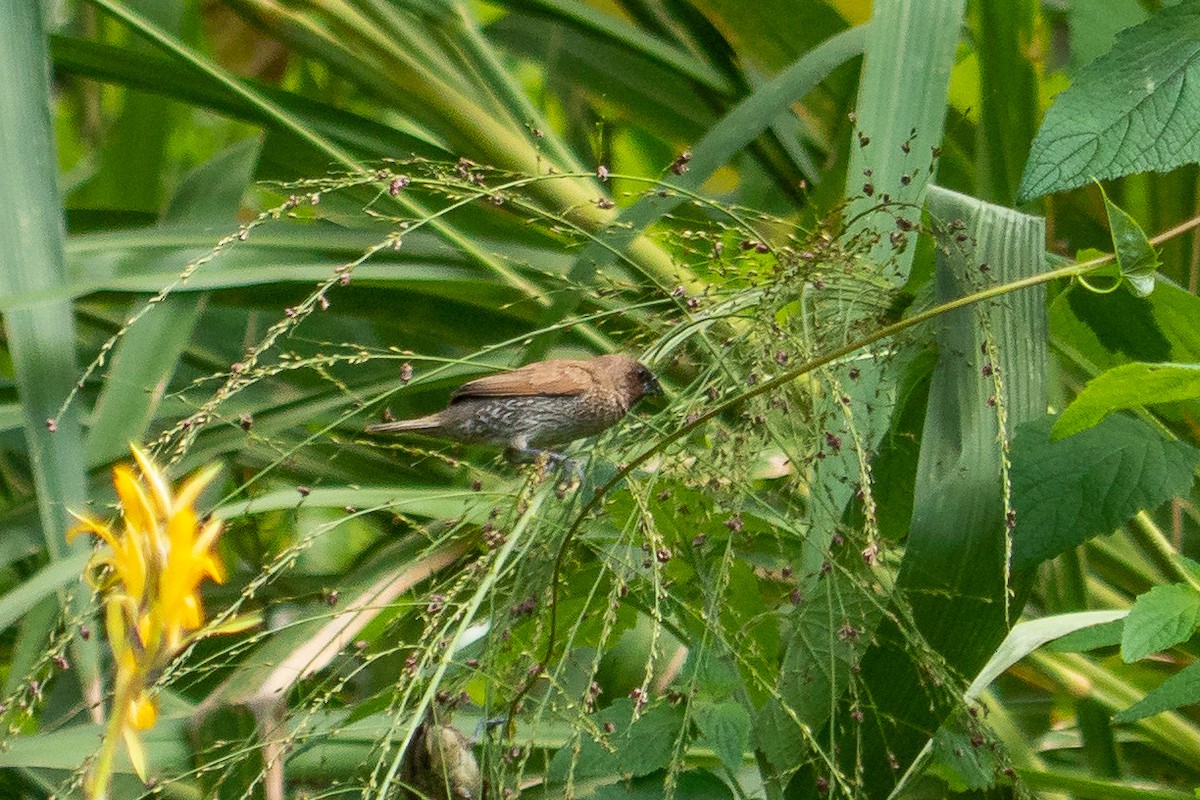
[1121,582,1200,663]
[1114,659,1200,723]
[695,701,751,774]
[1018,3,1200,200]
[1011,415,1200,570]
[843,187,1047,790]
[1100,186,1159,297]
[1054,362,1200,439]
[845,0,964,275]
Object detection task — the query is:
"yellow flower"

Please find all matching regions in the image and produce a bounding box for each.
[70,445,225,797]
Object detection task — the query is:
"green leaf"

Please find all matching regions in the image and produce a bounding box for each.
[1018,3,1200,200]
[0,0,101,703]
[1053,362,1200,439]
[0,715,192,774]
[929,725,996,792]
[1011,415,1200,570]
[1121,583,1200,663]
[86,138,261,467]
[0,551,91,633]
[966,611,1128,696]
[1114,660,1200,723]
[1045,618,1126,653]
[1100,185,1160,297]
[837,186,1048,792]
[695,701,751,773]
[845,0,965,276]
[592,770,733,800]
[547,700,685,781]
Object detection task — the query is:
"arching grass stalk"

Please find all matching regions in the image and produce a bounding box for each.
[508,211,1200,723]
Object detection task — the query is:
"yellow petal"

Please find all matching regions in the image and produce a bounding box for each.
[67,512,120,550]
[104,599,128,656]
[199,552,227,584]
[130,445,172,519]
[179,593,203,631]
[174,462,221,514]
[130,692,158,730]
[123,725,149,782]
[194,517,224,556]
[113,466,156,545]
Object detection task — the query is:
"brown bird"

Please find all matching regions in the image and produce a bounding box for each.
[366,353,661,465]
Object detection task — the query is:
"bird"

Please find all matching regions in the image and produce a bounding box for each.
[401,713,482,800]
[365,353,661,465]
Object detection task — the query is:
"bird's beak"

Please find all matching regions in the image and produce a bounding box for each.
[643,375,663,397]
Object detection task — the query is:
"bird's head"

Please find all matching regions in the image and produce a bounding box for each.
[633,361,662,399]
[596,353,662,405]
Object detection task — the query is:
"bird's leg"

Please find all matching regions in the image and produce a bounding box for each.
[504,442,581,480]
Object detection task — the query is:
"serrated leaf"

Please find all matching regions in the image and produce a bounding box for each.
[1100,186,1160,297]
[1053,362,1200,439]
[1114,659,1200,723]
[1019,2,1200,200]
[929,725,996,792]
[695,701,751,773]
[1011,415,1200,569]
[592,770,733,800]
[753,698,805,774]
[1121,582,1200,662]
[546,700,684,781]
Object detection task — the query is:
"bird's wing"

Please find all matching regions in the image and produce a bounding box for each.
[451,359,593,400]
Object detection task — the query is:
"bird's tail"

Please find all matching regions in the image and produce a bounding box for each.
[364,413,443,434]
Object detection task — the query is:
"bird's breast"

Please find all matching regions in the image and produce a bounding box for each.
[442,394,627,446]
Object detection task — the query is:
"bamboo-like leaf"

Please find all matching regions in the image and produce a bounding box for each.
[0,552,92,633]
[845,0,966,277]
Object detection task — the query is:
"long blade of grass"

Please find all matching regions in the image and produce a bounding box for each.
[0,0,102,715]
[85,139,262,467]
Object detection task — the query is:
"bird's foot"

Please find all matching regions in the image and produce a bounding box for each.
[473,716,509,741]
[506,447,581,479]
